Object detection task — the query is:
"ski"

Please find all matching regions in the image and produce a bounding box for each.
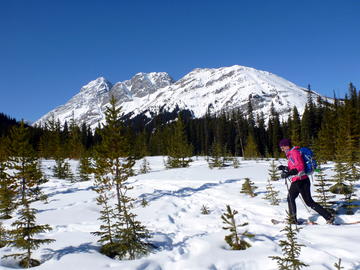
[271,218,317,225]
[271,219,360,226]
[333,220,360,226]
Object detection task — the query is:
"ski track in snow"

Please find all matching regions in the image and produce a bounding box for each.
[1,157,360,270]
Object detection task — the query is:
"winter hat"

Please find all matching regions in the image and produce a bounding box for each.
[279,138,291,147]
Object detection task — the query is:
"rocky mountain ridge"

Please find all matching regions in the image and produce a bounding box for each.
[34,65,326,129]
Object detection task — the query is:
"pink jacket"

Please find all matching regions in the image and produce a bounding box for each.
[286,146,308,182]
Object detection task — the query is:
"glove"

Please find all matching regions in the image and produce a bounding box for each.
[288,169,298,176]
[281,169,298,178]
[281,171,289,178]
[277,165,288,171]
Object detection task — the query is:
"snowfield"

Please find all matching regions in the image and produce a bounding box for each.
[1,157,359,270]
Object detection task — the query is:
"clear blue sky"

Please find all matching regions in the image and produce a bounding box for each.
[1,0,359,122]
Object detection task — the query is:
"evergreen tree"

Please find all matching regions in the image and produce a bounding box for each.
[315,107,336,163]
[92,96,150,260]
[8,121,46,203]
[208,139,224,168]
[270,211,308,270]
[165,113,193,168]
[0,221,7,248]
[133,130,149,159]
[140,198,149,208]
[243,133,260,159]
[264,178,280,205]
[221,205,254,250]
[208,139,231,169]
[4,203,55,267]
[0,156,16,219]
[290,107,301,146]
[268,103,282,157]
[53,157,73,180]
[67,115,84,159]
[232,157,240,168]
[200,205,210,215]
[139,157,151,174]
[91,174,117,255]
[77,153,93,181]
[240,178,258,197]
[38,114,61,159]
[334,258,344,270]
[269,160,280,181]
[5,121,54,268]
[313,166,335,210]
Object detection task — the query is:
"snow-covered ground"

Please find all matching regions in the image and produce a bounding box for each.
[1,157,359,270]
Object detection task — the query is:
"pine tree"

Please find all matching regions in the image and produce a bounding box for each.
[208,139,226,169]
[0,222,7,248]
[8,121,46,203]
[315,106,336,163]
[38,114,61,159]
[77,153,93,181]
[91,180,117,256]
[221,205,254,250]
[200,205,210,215]
[4,121,54,268]
[270,211,309,270]
[264,178,280,205]
[240,178,258,197]
[140,198,149,207]
[92,96,150,260]
[4,203,55,267]
[313,166,335,210]
[53,157,73,180]
[334,258,344,270]
[232,157,240,168]
[112,189,150,260]
[139,157,151,174]
[166,113,193,168]
[269,160,280,181]
[67,115,84,159]
[290,107,301,147]
[0,157,16,219]
[243,133,260,160]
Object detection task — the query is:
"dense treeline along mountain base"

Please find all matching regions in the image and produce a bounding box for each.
[1,83,359,163]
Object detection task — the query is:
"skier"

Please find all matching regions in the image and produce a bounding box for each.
[277,138,334,225]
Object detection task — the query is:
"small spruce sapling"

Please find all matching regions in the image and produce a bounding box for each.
[232,157,240,168]
[53,157,73,180]
[240,178,258,197]
[78,153,93,181]
[263,178,280,205]
[201,205,210,215]
[313,166,335,211]
[269,211,308,270]
[141,198,149,207]
[221,205,254,250]
[139,158,151,174]
[334,258,344,270]
[269,160,280,181]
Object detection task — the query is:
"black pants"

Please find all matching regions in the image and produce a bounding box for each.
[287,177,332,222]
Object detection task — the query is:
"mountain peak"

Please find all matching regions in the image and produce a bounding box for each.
[80,77,113,94]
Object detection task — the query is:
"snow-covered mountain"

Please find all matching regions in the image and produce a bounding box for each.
[33,65,326,129]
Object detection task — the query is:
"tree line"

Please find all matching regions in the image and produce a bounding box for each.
[0,83,359,164]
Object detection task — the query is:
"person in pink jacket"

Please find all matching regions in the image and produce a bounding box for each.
[278,138,334,224]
